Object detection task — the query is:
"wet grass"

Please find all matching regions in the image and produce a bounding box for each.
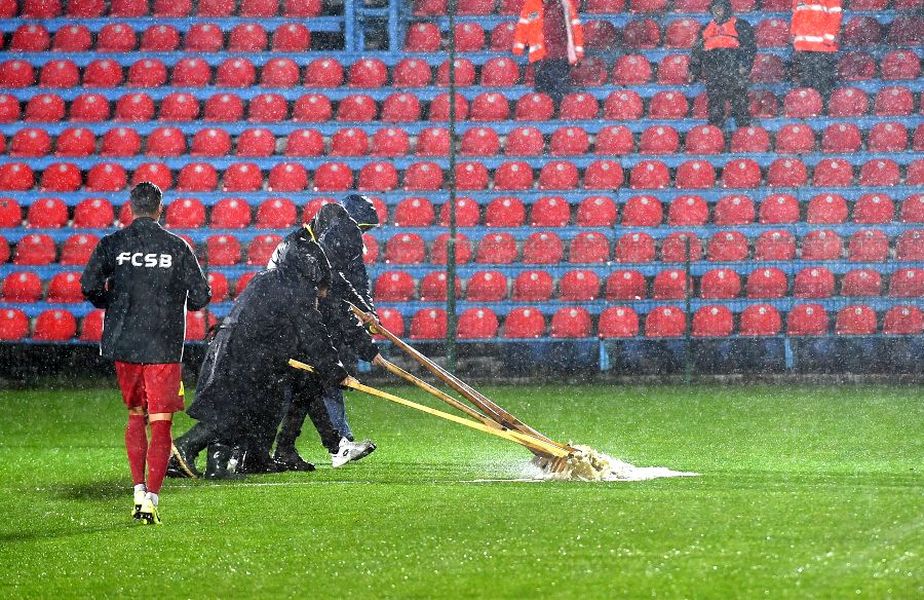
[0,384,922,598]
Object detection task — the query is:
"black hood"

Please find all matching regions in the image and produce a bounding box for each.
[274,225,332,290]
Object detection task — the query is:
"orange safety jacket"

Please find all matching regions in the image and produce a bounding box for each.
[791,0,842,52]
[513,0,585,65]
[703,17,741,50]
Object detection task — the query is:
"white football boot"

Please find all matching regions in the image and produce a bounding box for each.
[330,437,376,468]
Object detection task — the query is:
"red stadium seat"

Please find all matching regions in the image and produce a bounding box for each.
[603,91,644,120]
[577,196,617,227]
[110,0,150,14]
[439,197,480,227]
[79,309,105,342]
[598,307,640,338]
[648,92,688,119]
[550,126,590,156]
[692,305,733,337]
[393,197,435,227]
[794,267,835,298]
[882,51,920,81]
[775,124,816,154]
[661,232,702,262]
[185,23,223,51]
[504,308,546,339]
[835,305,877,335]
[436,58,476,87]
[283,129,324,157]
[24,93,61,122]
[159,93,200,121]
[40,60,80,88]
[0,60,36,88]
[115,93,156,121]
[247,234,283,266]
[457,308,499,339]
[178,164,219,193]
[629,161,670,189]
[53,24,92,52]
[0,308,29,340]
[867,122,907,152]
[27,197,67,228]
[639,126,679,154]
[522,232,563,264]
[313,163,353,192]
[33,309,77,341]
[0,163,35,191]
[767,158,807,188]
[431,232,472,264]
[883,306,924,335]
[489,21,517,51]
[467,271,507,302]
[2,271,42,302]
[253,198,295,229]
[614,232,655,263]
[273,23,311,52]
[461,127,501,156]
[205,235,241,266]
[83,59,125,88]
[470,92,509,121]
[758,194,798,225]
[41,163,82,192]
[853,193,894,224]
[584,20,619,50]
[46,271,83,303]
[837,52,876,81]
[730,126,770,153]
[405,22,440,52]
[783,88,823,118]
[403,162,443,191]
[909,160,924,187]
[371,308,403,339]
[477,232,518,264]
[165,198,206,229]
[847,229,889,262]
[249,93,289,122]
[806,194,848,224]
[203,272,228,303]
[302,197,336,223]
[416,127,450,156]
[505,127,544,156]
[828,87,868,117]
[202,93,244,122]
[147,127,186,157]
[0,198,20,227]
[284,0,320,16]
[211,198,252,229]
[896,230,924,260]
[595,125,634,155]
[131,162,172,190]
[430,92,469,121]
[515,93,555,121]
[570,232,609,263]
[708,230,750,261]
[821,123,861,153]
[530,197,570,227]
[385,233,426,264]
[787,304,828,336]
[746,267,787,299]
[221,162,263,192]
[481,57,519,87]
[233,272,257,297]
[859,159,900,187]
[713,195,754,226]
[142,24,180,51]
[621,195,662,227]
[559,270,600,301]
[653,269,689,300]
[11,128,52,157]
[901,194,924,223]
[755,16,789,47]
[559,93,599,120]
[665,18,700,48]
[646,306,685,338]
[14,233,56,265]
[357,162,399,192]
[101,128,140,157]
[700,268,741,299]
[304,58,345,88]
[348,58,387,89]
[666,195,707,226]
[841,269,882,297]
[372,127,410,156]
[127,59,169,88]
[485,197,526,228]
[813,158,853,187]
[605,270,646,300]
[739,304,780,336]
[675,161,715,190]
[538,161,579,190]
[418,272,461,301]
[551,307,592,338]
[87,160,129,191]
[59,233,97,267]
[721,159,761,188]
[191,128,232,157]
[410,309,447,340]
[11,24,51,51]
[874,87,913,117]
[374,271,415,302]
[685,125,724,154]
[801,230,842,261]
[268,163,308,192]
[291,94,332,123]
[751,54,786,84]
[623,18,661,49]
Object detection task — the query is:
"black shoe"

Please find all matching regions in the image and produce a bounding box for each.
[273,449,316,472]
[204,443,245,480]
[238,451,281,474]
[167,443,202,479]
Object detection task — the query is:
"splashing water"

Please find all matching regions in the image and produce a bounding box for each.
[525,445,699,482]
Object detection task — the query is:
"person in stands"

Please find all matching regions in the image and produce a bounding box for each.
[513,0,585,105]
[791,0,843,100]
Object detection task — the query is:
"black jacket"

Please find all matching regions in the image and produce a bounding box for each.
[189,233,347,425]
[269,205,378,369]
[691,17,756,82]
[80,217,211,363]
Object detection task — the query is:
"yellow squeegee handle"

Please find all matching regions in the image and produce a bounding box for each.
[288,359,569,459]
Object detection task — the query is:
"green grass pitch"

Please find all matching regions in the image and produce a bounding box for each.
[1,384,922,598]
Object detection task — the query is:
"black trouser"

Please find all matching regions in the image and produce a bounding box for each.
[794,51,837,100]
[275,374,342,455]
[705,72,751,128]
[534,58,571,105]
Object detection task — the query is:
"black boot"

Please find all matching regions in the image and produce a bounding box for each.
[204,443,245,480]
[166,422,216,478]
[273,448,316,472]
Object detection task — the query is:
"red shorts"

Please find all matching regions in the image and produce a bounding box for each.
[114,362,185,415]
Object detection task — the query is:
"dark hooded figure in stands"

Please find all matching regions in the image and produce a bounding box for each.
[167,212,350,480]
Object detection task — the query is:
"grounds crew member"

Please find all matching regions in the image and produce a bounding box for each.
[513,0,584,105]
[81,182,211,525]
[269,199,383,470]
[791,0,842,99]
[691,0,756,128]
[168,208,373,479]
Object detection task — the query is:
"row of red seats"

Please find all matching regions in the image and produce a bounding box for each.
[413,0,919,16]
[4,121,921,163]
[2,156,922,193]
[3,302,921,342]
[6,191,923,230]
[407,15,924,54]
[3,0,324,18]
[2,50,919,90]
[5,227,924,267]
[5,264,923,305]
[6,86,921,126]
[5,22,315,53]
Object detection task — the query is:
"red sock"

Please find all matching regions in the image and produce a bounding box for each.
[125,414,147,486]
[146,420,173,494]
